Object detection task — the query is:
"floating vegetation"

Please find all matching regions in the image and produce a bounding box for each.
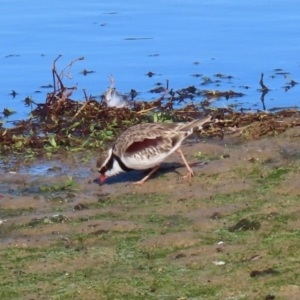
[1,56,300,158]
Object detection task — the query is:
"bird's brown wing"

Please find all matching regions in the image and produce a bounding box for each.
[125,136,164,154]
[113,123,186,158]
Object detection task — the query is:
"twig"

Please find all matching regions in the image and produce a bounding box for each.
[71,89,90,120]
[64,85,78,98]
[259,73,269,91]
[108,75,115,88]
[52,55,62,93]
[135,106,158,115]
[60,57,84,80]
[259,73,269,110]
[52,55,65,96]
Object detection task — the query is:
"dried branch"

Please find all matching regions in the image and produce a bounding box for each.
[259,73,269,91]
[71,89,90,120]
[60,57,84,80]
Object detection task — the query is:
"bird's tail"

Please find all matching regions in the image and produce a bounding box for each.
[179,116,212,133]
[180,116,213,139]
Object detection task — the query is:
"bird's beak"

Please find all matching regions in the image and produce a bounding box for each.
[100,174,106,183]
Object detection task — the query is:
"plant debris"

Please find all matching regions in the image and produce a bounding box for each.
[174,253,187,259]
[73,203,89,211]
[1,56,300,158]
[250,268,279,278]
[228,218,261,232]
[90,229,108,236]
[29,214,70,227]
[265,294,276,300]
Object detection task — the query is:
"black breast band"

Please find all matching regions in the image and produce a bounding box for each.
[113,153,133,172]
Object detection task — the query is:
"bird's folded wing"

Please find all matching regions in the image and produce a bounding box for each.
[123,129,183,158]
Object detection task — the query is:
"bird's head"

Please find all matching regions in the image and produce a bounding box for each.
[96,148,124,183]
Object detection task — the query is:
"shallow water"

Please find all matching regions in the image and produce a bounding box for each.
[1,0,300,122]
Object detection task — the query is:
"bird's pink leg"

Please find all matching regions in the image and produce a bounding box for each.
[177,148,194,178]
[133,165,160,185]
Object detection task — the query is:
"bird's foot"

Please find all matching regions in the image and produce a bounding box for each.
[183,169,194,180]
[132,180,145,185]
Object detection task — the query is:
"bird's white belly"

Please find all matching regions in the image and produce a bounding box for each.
[121,151,172,170]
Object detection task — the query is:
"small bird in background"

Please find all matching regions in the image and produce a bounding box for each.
[102,75,130,108]
[97,116,212,185]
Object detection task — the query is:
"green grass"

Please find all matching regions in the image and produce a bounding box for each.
[1,148,300,299]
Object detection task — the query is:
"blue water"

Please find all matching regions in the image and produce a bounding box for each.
[1,0,300,123]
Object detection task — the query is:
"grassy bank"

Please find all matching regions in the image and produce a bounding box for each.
[1,127,300,299]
